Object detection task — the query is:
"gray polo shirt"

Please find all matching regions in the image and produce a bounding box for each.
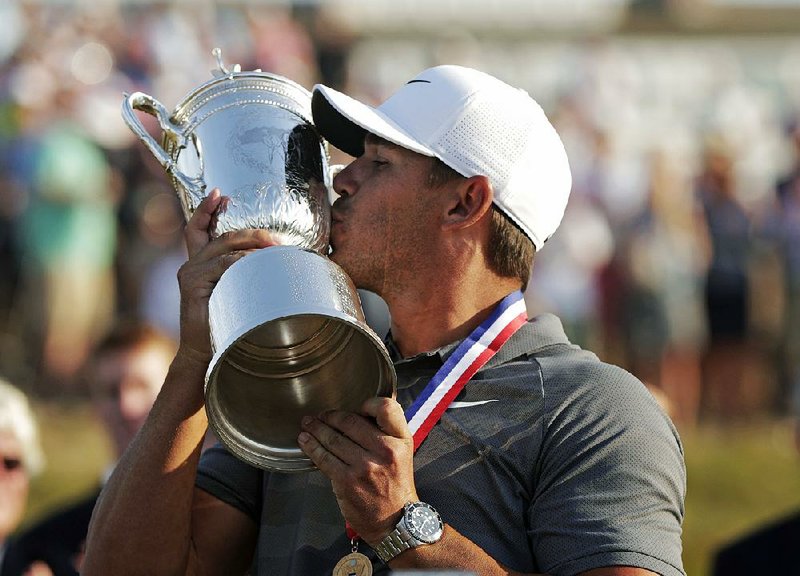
[196,313,686,575]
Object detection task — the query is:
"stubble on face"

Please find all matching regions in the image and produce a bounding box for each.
[329,143,440,298]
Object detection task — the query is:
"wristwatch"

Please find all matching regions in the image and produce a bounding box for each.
[373,501,444,563]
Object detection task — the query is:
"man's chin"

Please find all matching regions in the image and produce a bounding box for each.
[328,253,369,290]
[329,250,351,275]
[327,235,340,257]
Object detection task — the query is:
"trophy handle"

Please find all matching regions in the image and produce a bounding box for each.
[122,92,205,210]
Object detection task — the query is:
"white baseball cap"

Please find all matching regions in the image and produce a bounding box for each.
[311,65,572,250]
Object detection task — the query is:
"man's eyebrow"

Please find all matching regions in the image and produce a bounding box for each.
[364,133,401,151]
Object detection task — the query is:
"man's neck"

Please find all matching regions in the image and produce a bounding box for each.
[385,277,523,358]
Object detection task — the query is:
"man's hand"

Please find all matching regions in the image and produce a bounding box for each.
[298,397,416,544]
[177,188,276,365]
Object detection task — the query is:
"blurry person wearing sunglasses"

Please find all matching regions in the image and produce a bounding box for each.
[2,322,177,576]
[0,378,44,574]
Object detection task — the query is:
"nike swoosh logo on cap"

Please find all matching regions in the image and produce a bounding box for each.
[447,399,499,409]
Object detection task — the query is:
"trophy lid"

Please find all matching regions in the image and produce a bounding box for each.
[168,48,314,129]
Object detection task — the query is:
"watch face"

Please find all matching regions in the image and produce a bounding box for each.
[405,502,444,544]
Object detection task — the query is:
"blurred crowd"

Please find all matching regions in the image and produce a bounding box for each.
[0,1,344,395]
[0,0,798,436]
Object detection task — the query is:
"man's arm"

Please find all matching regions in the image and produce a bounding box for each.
[395,530,659,576]
[82,190,272,575]
[83,354,257,575]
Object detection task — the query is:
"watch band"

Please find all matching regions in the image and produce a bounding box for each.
[373,524,417,563]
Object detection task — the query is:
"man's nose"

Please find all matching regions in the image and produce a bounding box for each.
[332,162,356,198]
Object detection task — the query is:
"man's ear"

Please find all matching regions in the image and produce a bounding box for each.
[442,175,494,231]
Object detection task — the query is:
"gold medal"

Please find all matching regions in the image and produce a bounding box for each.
[332,551,373,576]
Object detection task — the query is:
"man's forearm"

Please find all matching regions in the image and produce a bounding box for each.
[388,525,659,576]
[384,524,538,576]
[82,352,210,576]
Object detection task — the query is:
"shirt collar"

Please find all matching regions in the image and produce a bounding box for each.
[385,312,573,377]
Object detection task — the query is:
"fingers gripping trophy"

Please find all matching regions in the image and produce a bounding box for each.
[122,49,396,472]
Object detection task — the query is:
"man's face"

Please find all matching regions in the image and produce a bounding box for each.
[0,431,29,541]
[91,344,172,458]
[329,136,440,295]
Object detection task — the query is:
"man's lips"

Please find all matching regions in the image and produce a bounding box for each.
[330,209,346,226]
[329,212,344,249]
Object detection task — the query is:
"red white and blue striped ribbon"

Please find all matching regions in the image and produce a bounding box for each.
[344,290,528,543]
[405,290,528,451]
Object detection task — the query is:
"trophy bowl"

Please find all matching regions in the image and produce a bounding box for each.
[122,50,396,471]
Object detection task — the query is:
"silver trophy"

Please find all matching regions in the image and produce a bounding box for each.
[122,50,396,472]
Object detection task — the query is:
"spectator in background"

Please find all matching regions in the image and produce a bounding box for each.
[246,6,319,90]
[619,149,708,427]
[15,86,118,392]
[0,378,44,574]
[695,136,754,421]
[772,120,800,416]
[2,322,176,576]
